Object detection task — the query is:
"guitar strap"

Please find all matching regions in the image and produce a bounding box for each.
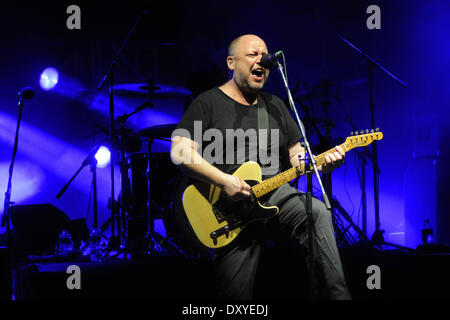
[257,93,270,168]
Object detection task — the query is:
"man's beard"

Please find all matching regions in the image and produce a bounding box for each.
[241,76,267,93]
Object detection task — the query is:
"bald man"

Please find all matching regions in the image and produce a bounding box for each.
[171,34,351,300]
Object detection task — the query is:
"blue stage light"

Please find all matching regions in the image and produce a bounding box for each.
[94,146,111,168]
[39,67,59,91]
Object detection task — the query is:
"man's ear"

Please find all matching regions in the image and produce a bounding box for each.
[226,56,235,70]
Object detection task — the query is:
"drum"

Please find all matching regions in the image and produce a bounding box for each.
[167,176,211,257]
[148,152,180,218]
[126,151,204,256]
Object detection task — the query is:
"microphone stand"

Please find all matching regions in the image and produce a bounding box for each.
[1,94,28,299]
[56,145,103,260]
[56,145,102,200]
[97,11,147,252]
[275,59,331,299]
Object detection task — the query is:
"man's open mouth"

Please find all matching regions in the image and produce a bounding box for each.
[251,69,264,80]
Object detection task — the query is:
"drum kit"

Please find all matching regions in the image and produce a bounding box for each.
[86,82,193,259]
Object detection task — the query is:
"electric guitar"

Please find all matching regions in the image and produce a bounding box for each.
[181,130,383,248]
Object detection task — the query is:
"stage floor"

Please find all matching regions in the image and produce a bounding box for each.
[2,246,450,300]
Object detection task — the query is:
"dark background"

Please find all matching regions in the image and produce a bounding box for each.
[0,0,449,249]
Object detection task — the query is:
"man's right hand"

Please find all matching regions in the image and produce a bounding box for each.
[221,174,251,201]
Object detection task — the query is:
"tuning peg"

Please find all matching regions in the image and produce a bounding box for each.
[360,130,364,134]
[365,129,369,133]
[370,129,374,133]
[350,132,354,136]
[375,128,379,132]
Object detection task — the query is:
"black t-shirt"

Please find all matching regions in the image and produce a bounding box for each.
[174,87,302,178]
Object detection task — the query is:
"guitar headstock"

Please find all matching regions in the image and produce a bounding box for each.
[345,129,383,149]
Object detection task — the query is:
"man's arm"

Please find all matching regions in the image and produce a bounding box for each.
[288,142,345,173]
[170,136,251,200]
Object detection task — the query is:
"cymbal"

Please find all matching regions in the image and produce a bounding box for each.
[138,124,177,139]
[113,83,192,99]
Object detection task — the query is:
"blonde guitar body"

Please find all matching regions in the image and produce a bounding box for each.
[182,161,279,249]
[181,131,383,249]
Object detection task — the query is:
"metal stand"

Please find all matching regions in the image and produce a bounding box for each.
[89,159,99,232]
[56,145,103,255]
[294,80,370,246]
[358,149,369,237]
[275,57,331,299]
[97,11,148,252]
[145,138,185,256]
[88,158,103,261]
[1,87,35,299]
[56,145,102,200]
[305,165,316,298]
[335,33,411,249]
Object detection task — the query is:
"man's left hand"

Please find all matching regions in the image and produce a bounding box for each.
[319,145,345,173]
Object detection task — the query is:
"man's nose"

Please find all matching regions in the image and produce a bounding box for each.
[256,53,264,64]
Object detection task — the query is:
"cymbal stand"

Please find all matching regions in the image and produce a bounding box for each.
[100,112,149,259]
[336,33,410,250]
[114,121,133,255]
[97,11,148,253]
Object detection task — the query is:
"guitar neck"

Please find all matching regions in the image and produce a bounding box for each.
[252,143,347,198]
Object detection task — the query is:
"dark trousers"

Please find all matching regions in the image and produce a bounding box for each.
[213,184,351,300]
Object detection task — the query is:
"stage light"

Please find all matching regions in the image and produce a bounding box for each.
[39,67,59,91]
[94,146,111,168]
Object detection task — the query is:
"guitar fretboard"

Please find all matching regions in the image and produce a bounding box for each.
[252,143,348,198]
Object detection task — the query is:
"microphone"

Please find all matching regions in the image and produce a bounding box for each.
[18,87,35,100]
[260,51,283,68]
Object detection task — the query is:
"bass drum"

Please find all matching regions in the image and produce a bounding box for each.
[166,175,211,258]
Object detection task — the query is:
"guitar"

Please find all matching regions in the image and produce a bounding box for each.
[181,130,383,248]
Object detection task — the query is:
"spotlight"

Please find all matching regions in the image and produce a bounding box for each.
[94,146,111,168]
[39,67,59,91]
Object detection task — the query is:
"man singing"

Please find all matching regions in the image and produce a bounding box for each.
[171,34,351,300]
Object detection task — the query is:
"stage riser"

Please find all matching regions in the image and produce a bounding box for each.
[6,251,450,300]
[13,259,215,300]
